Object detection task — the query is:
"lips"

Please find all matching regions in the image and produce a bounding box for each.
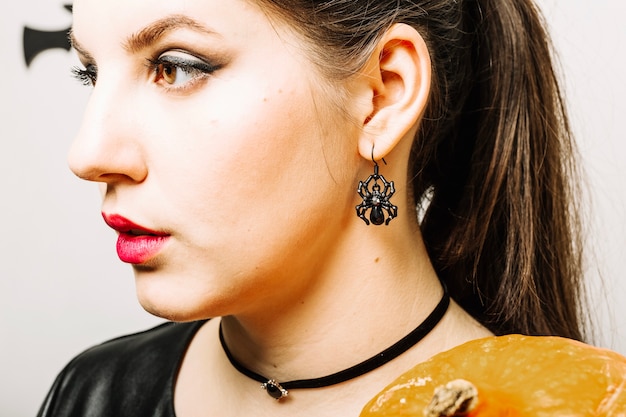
[102,213,170,264]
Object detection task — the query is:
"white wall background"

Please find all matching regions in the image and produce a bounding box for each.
[1,1,624,416]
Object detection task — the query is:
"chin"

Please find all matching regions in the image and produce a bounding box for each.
[133,274,221,323]
[137,293,217,322]
[140,303,204,323]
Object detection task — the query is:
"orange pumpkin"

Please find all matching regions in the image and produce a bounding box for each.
[360,335,626,416]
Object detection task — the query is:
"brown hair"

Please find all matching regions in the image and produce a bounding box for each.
[257,0,586,340]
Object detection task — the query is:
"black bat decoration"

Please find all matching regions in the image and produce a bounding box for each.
[23,4,73,67]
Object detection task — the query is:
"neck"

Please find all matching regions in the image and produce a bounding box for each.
[220,284,449,399]
[219,226,446,384]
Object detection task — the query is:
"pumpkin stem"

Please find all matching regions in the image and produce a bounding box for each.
[424,379,479,417]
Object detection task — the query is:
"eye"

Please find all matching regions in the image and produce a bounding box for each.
[149,52,220,90]
[71,63,98,86]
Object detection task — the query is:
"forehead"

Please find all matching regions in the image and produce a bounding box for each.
[71,0,285,52]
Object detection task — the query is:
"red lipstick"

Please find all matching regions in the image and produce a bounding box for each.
[102,213,170,264]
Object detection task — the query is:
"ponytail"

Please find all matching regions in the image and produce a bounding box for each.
[257,0,586,339]
[417,0,585,339]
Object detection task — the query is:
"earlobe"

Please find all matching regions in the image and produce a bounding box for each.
[357,24,432,161]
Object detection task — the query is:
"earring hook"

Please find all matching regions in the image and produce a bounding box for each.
[371,145,387,166]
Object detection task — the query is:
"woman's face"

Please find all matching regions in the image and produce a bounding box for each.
[70,0,364,320]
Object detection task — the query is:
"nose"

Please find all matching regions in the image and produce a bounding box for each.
[68,78,148,184]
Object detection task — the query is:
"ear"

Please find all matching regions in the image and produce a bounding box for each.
[355,23,431,161]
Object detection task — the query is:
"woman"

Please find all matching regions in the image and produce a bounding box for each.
[38,0,585,416]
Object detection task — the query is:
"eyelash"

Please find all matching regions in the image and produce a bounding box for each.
[71,64,98,86]
[70,54,220,91]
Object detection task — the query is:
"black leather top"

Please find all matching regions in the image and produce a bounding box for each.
[37,320,206,417]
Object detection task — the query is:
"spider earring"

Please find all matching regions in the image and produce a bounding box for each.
[355,150,398,226]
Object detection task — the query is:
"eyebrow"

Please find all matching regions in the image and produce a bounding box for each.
[69,14,218,58]
[69,29,94,61]
[123,15,218,53]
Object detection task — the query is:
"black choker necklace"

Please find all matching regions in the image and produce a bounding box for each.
[218,283,450,400]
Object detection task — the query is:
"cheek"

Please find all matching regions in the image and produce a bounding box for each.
[143,62,360,250]
[156,78,351,199]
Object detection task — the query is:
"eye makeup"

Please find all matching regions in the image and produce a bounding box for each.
[146,52,222,92]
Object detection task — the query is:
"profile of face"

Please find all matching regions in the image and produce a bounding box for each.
[69,0,372,321]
